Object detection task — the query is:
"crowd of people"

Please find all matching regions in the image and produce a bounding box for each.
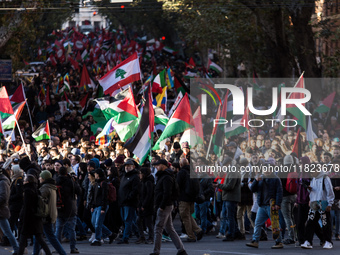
[1,26,340,255]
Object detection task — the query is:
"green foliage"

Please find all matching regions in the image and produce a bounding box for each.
[0,0,77,70]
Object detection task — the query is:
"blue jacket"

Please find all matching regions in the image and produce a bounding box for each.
[250,173,283,207]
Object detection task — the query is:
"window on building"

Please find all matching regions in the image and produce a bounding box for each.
[94,21,101,29]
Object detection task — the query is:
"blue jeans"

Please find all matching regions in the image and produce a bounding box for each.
[253,206,282,243]
[76,216,87,236]
[225,201,237,238]
[120,206,137,241]
[91,207,112,241]
[219,201,229,235]
[331,210,340,235]
[0,218,19,253]
[199,201,212,233]
[33,222,67,255]
[55,216,77,250]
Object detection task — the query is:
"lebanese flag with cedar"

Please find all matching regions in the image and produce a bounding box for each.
[99,52,141,96]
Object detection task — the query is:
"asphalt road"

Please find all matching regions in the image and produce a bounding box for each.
[2,233,339,255]
[1,218,339,255]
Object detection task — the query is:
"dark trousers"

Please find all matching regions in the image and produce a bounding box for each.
[18,233,51,255]
[305,209,331,244]
[83,207,95,233]
[137,214,154,240]
[296,204,308,244]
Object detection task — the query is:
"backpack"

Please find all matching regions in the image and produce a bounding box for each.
[35,194,49,218]
[56,185,64,209]
[286,172,298,194]
[101,181,117,203]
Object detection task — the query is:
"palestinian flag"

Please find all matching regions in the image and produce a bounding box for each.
[162,46,178,55]
[0,87,14,119]
[154,106,169,126]
[224,105,249,139]
[208,59,223,74]
[9,83,26,108]
[80,65,95,91]
[153,93,193,150]
[3,101,26,130]
[95,87,140,142]
[124,87,154,164]
[292,128,301,157]
[285,73,307,130]
[81,49,89,61]
[99,52,141,96]
[306,116,318,148]
[193,106,204,144]
[32,121,50,141]
[314,91,336,113]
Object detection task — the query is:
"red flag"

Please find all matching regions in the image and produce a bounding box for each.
[80,65,91,89]
[0,87,14,114]
[79,93,88,110]
[10,83,26,103]
[69,57,79,71]
[46,86,50,106]
[189,57,196,67]
[76,51,82,62]
[292,128,301,157]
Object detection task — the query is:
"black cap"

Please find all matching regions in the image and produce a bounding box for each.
[152,159,169,167]
[95,168,105,178]
[173,142,180,149]
[124,159,135,166]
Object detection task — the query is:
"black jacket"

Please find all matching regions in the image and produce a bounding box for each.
[9,176,24,212]
[139,174,154,216]
[154,169,175,210]
[170,150,183,164]
[200,178,214,202]
[0,174,11,219]
[177,165,198,202]
[90,178,108,211]
[56,175,81,218]
[118,169,141,208]
[250,173,283,207]
[19,182,43,235]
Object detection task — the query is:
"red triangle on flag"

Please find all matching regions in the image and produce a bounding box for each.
[117,87,139,118]
[10,83,26,103]
[80,65,91,88]
[45,121,50,138]
[189,57,196,67]
[322,91,336,109]
[172,93,193,125]
[0,87,14,114]
[79,93,89,109]
[286,73,305,108]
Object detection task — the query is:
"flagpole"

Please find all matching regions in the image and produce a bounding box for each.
[15,119,29,156]
[206,134,214,160]
[25,99,34,132]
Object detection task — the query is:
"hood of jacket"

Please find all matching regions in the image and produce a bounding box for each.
[41,178,57,190]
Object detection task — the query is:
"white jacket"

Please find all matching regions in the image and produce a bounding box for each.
[309,173,335,207]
